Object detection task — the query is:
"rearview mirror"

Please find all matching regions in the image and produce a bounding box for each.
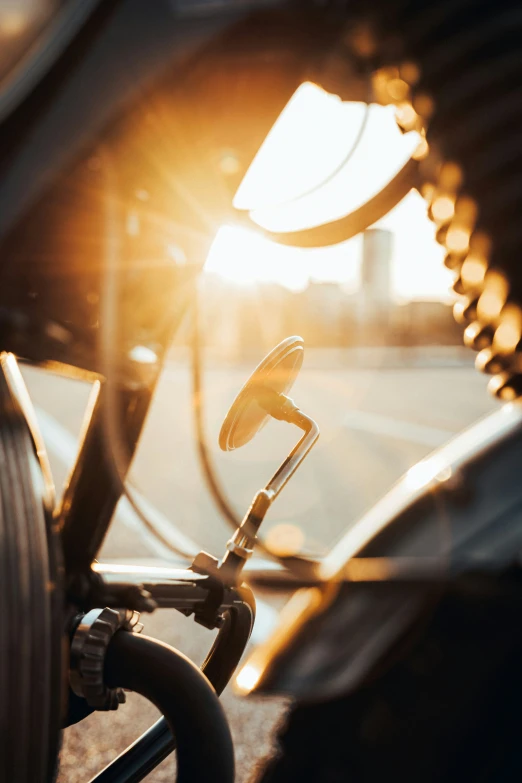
[219,335,304,451]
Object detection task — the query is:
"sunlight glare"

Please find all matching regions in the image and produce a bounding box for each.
[206,82,451,301]
[234,83,369,211]
[235,663,261,694]
[405,457,452,491]
[205,224,362,292]
[206,190,450,301]
[249,103,420,233]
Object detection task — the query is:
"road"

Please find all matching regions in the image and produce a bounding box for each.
[19,357,496,782]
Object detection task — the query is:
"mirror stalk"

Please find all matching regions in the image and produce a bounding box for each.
[219,397,319,585]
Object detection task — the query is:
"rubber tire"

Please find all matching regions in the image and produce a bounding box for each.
[0,355,64,783]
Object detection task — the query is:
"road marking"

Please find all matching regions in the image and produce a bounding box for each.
[34,406,278,643]
[344,409,455,448]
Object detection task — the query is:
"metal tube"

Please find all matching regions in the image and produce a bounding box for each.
[59,381,153,574]
[102,632,235,783]
[93,563,211,610]
[220,408,320,582]
[265,410,319,500]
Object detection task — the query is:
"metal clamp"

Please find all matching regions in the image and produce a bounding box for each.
[226,537,254,560]
[70,607,142,710]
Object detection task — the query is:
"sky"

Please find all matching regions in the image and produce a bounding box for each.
[204,84,452,303]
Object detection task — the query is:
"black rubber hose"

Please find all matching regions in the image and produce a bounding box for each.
[90,592,255,783]
[103,632,235,783]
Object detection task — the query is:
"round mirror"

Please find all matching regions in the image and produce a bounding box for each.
[219,336,304,452]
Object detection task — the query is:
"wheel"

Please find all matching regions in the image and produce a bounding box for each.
[0,353,64,783]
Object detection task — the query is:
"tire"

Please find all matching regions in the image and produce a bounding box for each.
[0,353,64,783]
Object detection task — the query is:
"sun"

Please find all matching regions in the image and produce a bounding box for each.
[205,195,451,302]
[205,225,311,291]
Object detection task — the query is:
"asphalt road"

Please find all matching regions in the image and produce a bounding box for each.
[19,357,497,782]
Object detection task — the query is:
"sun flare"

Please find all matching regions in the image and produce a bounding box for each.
[205,190,450,301]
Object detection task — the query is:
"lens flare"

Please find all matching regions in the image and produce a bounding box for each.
[235,664,261,695]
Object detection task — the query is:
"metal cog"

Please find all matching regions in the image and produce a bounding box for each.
[70,607,142,710]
